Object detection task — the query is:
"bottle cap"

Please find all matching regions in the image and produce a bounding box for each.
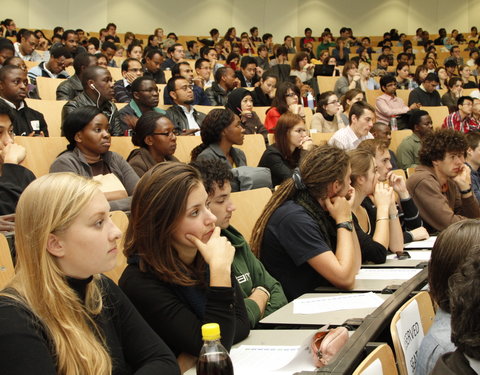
[201,323,221,340]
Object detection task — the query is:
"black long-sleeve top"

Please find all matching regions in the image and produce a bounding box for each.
[0,276,180,375]
[119,263,250,357]
[0,163,36,215]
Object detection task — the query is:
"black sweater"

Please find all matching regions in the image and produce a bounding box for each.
[0,163,36,215]
[0,276,180,375]
[119,263,250,357]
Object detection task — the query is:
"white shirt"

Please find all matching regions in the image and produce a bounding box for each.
[180,105,200,135]
[14,42,45,62]
[328,125,374,151]
[466,355,480,374]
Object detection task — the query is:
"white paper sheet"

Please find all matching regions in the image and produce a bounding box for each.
[356,268,422,280]
[360,358,384,375]
[293,292,385,314]
[396,300,424,375]
[229,333,317,375]
[387,251,431,261]
[404,236,437,249]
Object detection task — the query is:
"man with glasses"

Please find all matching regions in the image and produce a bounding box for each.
[164,62,210,105]
[14,29,44,62]
[442,96,479,133]
[114,58,144,103]
[119,76,165,132]
[194,58,214,89]
[166,76,206,135]
[407,128,480,233]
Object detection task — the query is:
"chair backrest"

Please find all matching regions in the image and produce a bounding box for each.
[0,234,15,290]
[395,90,410,106]
[174,135,202,163]
[317,76,339,93]
[406,167,416,178]
[352,344,398,375]
[194,105,224,115]
[423,106,449,129]
[230,187,272,242]
[365,89,383,107]
[109,136,136,160]
[390,291,435,375]
[103,211,129,284]
[15,136,68,177]
[35,77,66,101]
[107,67,122,82]
[392,169,407,180]
[237,134,267,167]
[252,106,269,124]
[311,132,333,145]
[157,84,167,105]
[25,98,67,137]
[390,129,412,153]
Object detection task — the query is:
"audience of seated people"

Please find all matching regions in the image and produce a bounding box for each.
[3,21,480,374]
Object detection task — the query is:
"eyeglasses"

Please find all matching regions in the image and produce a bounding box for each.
[327,100,339,105]
[176,84,194,92]
[152,131,177,138]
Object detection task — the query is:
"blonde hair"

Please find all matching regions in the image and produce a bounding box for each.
[358,62,371,76]
[1,173,112,375]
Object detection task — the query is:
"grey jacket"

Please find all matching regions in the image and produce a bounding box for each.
[205,82,230,106]
[165,104,206,134]
[196,143,247,168]
[50,147,139,211]
[62,92,125,136]
[56,74,83,101]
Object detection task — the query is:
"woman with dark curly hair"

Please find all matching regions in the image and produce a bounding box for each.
[127,112,179,177]
[190,108,246,168]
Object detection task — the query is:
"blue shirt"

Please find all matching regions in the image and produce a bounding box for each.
[415,309,456,375]
[466,162,480,203]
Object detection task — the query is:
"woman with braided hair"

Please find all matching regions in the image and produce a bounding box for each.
[250,145,361,301]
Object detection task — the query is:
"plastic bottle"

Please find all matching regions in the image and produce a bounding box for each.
[390,115,398,131]
[306,92,315,109]
[196,323,234,375]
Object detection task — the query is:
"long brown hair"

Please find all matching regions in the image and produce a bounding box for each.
[274,112,304,167]
[250,145,350,256]
[429,219,480,312]
[348,148,375,187]
[124,162,207,286]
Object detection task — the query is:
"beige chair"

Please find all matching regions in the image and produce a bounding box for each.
[406,167,416,178]
[230,187,272,242]
[390,129,412,153]
[15,136,68,177]
[107,67,123,82]
[0,234,15,290]
[25,98,67,137]
[395,90,410,106]
[365,89,383,107]
[352,344,398,375]
[195,105,224,114]
[317,76,339,94]
[392,169,407,180]
[174,135,202,162]
[35,77,66,101]
[157,84,167,105]
[237,134,266,167]
[24,60,38,70]
[390,291,435,375]
[423,106,449,129]
[103,211,129,284]
[311,132,333,145]
[252,106,269,124]
[110,137,136,160]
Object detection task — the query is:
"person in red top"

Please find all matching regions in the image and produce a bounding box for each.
[442,96,479,133]
[264,82,305,133]
[300,28,315,48]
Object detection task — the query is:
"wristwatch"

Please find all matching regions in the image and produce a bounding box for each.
[336,221,353,231]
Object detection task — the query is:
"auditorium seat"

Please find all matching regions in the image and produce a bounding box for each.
[423,106,449,129]
[25,98,67,137]
[15,136,68,177]
[230,187,272,243]
[365,89,383,107]
[317,76,338,94]
[390,129,412,153]
[390,291,435,375]
[311,131,333,145]
[35,76,66,101]
[352,344,398,375]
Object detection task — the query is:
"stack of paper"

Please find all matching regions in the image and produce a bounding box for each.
[293,292,385,314]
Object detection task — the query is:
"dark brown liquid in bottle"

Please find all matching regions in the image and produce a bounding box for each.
[196,352,234,375]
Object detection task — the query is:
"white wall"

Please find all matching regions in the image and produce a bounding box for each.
[2,0,479,41]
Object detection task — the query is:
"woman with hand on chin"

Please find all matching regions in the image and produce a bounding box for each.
[349,148,404,264]
[225,87,268,143]
[50,106,139,211]
[259,113,313,186]
[119,163,249,372]
[0,173,180,374]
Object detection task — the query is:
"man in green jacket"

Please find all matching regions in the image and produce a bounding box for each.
[192,159,287,327]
